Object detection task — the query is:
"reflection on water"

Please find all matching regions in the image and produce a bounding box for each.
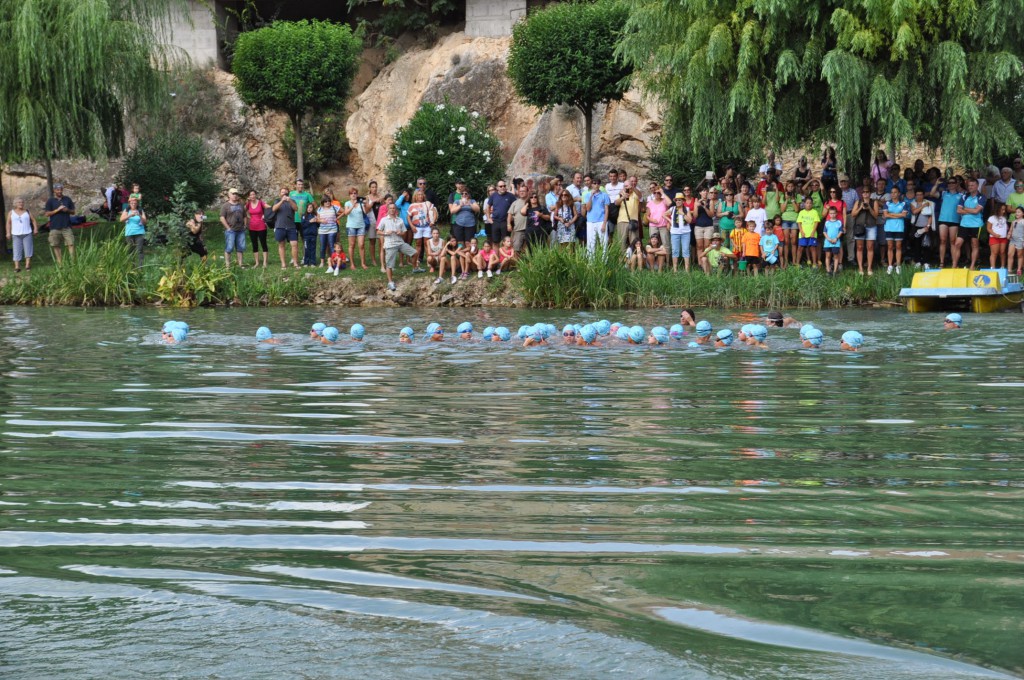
[1,306,1023,679]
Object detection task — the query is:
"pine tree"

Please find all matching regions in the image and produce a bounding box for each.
[617,0,1024,175]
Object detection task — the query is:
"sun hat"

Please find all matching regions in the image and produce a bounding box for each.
[256,326,272,341]
[400,326,414,339]
[669,324,685,339]
[803,328,823,346]
[495,327,511,341]
[716,328,734,345]
[696,320,713,337]
[628,325,645,343]
[651,326,669,344]
[323,327,340,342]
[482,326,495,340]
[750,324,768,341]
[580,324,597,344]
[710,232,723,242]
[616,326,630,340]
[350,323,365,340]
[311,322,327,336]
[944,313,962,327]
[841,330,864,348]
[595,320,611,336]
[457,321,473,335]
[170,328,187,343]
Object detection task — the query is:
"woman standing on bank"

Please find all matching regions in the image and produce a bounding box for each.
[6,197,39,273]
[246,190,269,268]
[119,196,147,268]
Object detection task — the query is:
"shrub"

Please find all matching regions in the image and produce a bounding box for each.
[386,100,504,220]
[282,111,349,179]
[118,132,221,217]
[147,182,199,256]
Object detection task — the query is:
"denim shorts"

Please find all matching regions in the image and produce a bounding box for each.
[224,230,247,253]
[670,232,691,259]
[782,221,798,230]
[854,226,878,241]
[347,226,366,237]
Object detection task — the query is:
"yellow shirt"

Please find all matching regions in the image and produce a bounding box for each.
[797,209,820,238]
[617,193,640,224]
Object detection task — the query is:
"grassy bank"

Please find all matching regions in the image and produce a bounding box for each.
[0,222,912,308]
[516,244,913,309]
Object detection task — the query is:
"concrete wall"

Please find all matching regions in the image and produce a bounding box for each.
[466,0,525,37]
[162,0,222,68]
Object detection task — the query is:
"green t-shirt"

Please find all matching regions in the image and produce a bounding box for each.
[764,189,782,220]
[1007,191,1024,213]
[797,209,820,238]
[706,245,733,268]
[781,196,800,222]
[289,191,315,223]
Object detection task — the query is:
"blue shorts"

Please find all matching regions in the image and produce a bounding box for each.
[798,237,817,248]
[224,230,247,253]
[782,221,797,230]
[347,226,366,237]
[886,232,903,242]
[274,226,298,243]
[854,226,878,241]
[823,246,841,254]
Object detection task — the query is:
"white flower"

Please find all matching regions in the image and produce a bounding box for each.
[437,150,445,156]
[451,126,456,131]
[448,170,454,176]
[437,104,445,110]
[457,126,466,132]
[415,139,424,144]
[470,111,480,118]
[468,144,474,149]
[402,150,407,156]
[458,135,466,145]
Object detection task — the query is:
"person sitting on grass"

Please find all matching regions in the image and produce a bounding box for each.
[699,232,736,274]
[380,203,418,291]
[796,197,820,268]
[626,237,645,271]
[496,236,516,274]
[326,242,348,276]
[645,233,669,271]
[439,234,461,285]
[425,227,445,276]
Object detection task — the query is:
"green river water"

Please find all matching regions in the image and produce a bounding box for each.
[1,306,1022,679]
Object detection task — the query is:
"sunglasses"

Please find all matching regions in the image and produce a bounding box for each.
[563,331,575,336]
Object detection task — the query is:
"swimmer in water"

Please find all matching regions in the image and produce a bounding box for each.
[715,329,734,347]
[399,327,414,343]
[627,326,645,345]
[523,326,547,347]
[767,310,802,328]
[647,326,669,345]
[481,326,495,342]
[493,327,511,342]
[256,326,280,344]
[679,308,697,327]
[840,330,863,351]
[595,320,612,337]
[577,324,600,346]
[694,320,714,345]
[350,323,365,342]
[669,324,686,340]
[802,327,823,348]
[166,327,187,345]
[310,322,327,339]
[424,323,444,342]
[457,322,473,340]
[321,327,340,344]
[747,324,768,348]
[737,324,753,343]
[944,313,962,330]
[562,325,577,344]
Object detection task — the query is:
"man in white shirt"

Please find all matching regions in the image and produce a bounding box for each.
[566,171,585,243]
[992,167,1016,210]
[604,169,625,237]
[758,152,783,179]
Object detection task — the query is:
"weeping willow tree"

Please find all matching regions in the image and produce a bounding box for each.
[0,0,180,200]
[617,0,1024,177]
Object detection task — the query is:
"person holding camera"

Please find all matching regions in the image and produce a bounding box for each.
[119,196,147,268]
[185,208,208,263]
[449,186,481,249]
[614,179,641,250]
[343,186,369,269]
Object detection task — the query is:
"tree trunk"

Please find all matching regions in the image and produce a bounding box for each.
[0,163,7,260]
[44,156,55,197]
[292,113,305,182]
[581,106,593,176]
[855,125,874,182]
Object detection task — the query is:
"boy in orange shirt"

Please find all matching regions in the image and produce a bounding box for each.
[740,220,762,275]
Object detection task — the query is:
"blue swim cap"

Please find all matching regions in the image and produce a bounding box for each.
[517,325,530,339]
[530,327,544,342]
[323,327,340,342]
[945,313,962,327]
[696,320,713,337]
[842,330,864,348]
[740,324,754,338]
[482,326,495,340]
[799,323,816,340]
[311,322,327,336]
[169,328,187,343]
[457,321,473,334]
[687,341,700,348]
[750,324,768,341]
[400,326,414,339]
[628,325,645,343]
[615,326,630,340]
[425,322,441,338]
[580,324,597,344]
[596,320,611,336]
[573,323,583,333]
[562,324,576,337]
[350,323,365,340]
[610,322,622,333]
[541,324,555,339]
[496,326,511,341]
[804,328,823,346]
[669,324,685,339]
[256,326,272,341]
[716,329,734,345]
[651,326,669,344]
[162,321,176,333]
[173,321,190,333]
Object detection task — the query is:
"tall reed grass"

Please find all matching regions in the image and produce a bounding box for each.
[515,244,912,309]
[0,239,143,306]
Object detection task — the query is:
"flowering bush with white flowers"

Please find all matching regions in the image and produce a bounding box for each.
[386,100,504,222]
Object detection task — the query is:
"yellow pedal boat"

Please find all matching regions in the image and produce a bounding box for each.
[899,268,1024,313]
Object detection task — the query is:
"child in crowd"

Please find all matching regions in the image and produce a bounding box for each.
[822,206,844,275]
[496,236,516,274]
[317,198,340,269]
[626,237,645,271]
[740,220,762,275]
[327,242,348,275]
[1009,206,1024,276]
[700,233,736,274]
[987,203,1009,269]
[439,234,461,284]
[760,219,781,271]
[459,239,480,280]
[645,233,668,271]
[477,240,499,278]
[300,203,318,267]
[796,198,820,268]
[426,228,445,276]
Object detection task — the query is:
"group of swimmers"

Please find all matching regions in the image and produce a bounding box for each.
[161,308,969,350]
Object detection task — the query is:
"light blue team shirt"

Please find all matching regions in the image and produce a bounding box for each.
[959,194,985,228]
[759,233,779,262]
[884,200,908,233]
[345,200,365,232]
[938,190,963,223]
[586,190,610,222]
[823,218,843,244]
[123,211,145,237]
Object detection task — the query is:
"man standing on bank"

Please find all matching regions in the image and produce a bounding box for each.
[44,183,76,265]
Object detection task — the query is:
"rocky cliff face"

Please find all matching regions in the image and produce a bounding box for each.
[345,32,663,186]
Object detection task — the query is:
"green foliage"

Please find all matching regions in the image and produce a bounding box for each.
[148,182,199,257]
[516,246,913,309]
[156,260,236,307]
[0,239,143,306]
[118,132,221,218]
[161,68,230,135]
[386,101,504,219]
[648,135,752,190]
[282,111,349,178]
[618,0,1024,175]
[232,20,362,119]
[0,0,177,166]
[349,0,458,40]
[508,0,630,114]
